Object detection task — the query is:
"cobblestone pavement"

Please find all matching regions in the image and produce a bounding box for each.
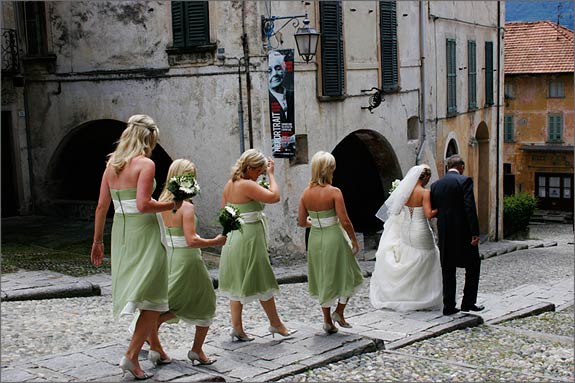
[1,224,573,381]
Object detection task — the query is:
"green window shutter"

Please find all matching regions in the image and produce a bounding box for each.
[380,1,398,92]
[171,1,209,48]
[320,1,345,97]
[504,115,514,142]
[185,1,210,47]
[548,114,563,142]
[485,41,494,105]
[447,39,457,115]
[468,40,477,109]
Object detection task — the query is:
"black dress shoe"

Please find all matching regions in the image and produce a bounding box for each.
[443,307,460,315]
[461,304,484,312]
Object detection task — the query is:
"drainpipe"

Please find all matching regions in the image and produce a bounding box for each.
[416,0,427,165]
[241,2,254,149]
[495,0,501,240]
[237,60,245,154]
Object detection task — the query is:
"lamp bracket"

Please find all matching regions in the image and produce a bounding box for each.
[262,13,308,49]
[361,88,385,113]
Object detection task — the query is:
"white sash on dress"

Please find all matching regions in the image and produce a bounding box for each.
[112,198,169,250]
[164,234,188,248]
[310,216,353,250]
[240,210,269,243]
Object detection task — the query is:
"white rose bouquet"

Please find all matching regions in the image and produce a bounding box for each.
[218,205,244,236]
[167,173,200,212]
[258,175,270,190]
[389,179,401,194]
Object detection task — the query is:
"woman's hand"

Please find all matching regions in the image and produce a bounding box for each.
[213,234,227,247]
[351,240,360,256]
[173,200,183,212]
[90,243,104,266]
[266,158,275,175]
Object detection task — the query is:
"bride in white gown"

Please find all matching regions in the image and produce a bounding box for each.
[369,165,443,312]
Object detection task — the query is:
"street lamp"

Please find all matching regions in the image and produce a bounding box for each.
[262,13,320,63]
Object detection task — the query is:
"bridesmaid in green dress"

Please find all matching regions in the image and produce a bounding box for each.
[90,115,181,380]
[219,149,292,341]
[297,151,364,334]
[150,159,226,366]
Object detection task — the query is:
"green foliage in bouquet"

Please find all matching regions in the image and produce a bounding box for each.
[218,205,244,236]
[258,176,270,190]
[167,173,200,201]
[503,192,537,237]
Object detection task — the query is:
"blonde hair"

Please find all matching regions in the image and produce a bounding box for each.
[309,151,336,187]
[107,114,159,174]
[230,149,267,181]
[159,159,197,202]
[419,165,432,180]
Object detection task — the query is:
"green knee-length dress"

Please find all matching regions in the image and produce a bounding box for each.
[164,225,216,326]
[218,201,279,304]
[307,209,364,308]
[110,187,169,319]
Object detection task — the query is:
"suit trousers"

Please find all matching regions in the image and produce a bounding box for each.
[441,257,481,309]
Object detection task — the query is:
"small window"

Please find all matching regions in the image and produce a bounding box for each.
[485,41,494,106]
[23,2,48,56]
[548,114,563,142]
[564,177,572,199]
[503,163,512,174]
[504,115,514,142]
[171,1,210,49]
[538,176,546,197]
[319,1,345,97]
[446,39,457,115]
[549,79,564,98]
[407,116,418,140]
[467,40,477,109]
[504,82,514,99]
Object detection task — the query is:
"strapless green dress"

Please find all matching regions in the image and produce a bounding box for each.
[307,209,364,307]
[110,187,168,319]
[218,201,279,304]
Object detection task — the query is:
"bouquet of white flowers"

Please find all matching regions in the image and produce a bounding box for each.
[167,173,200,212]
[389,179,401,194]
[258,176,270,190]
[218,205,244,236]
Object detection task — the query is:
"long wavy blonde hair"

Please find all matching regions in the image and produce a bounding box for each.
[230,149,267,181]
[159,159,197,202]
[309,151,336,187]
[107,114,159,174]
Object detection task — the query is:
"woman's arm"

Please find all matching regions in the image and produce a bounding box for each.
[297,190,312,228]
[182,203,227,248]
[136,159,181,213]
[422,189,438,219]
[91,169,111,266]
[333,187,360,255]
[244,159,280,204]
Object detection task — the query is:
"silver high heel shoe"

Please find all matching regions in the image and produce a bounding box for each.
[187,350,217,365]
[322,323,339,335]
[331,311,352,328]
[230,328,254,342]
[119,356,153,380]
[268,325,296,338]
[148,350,172,366]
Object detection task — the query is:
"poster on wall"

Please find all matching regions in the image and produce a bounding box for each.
[268,49,295,158]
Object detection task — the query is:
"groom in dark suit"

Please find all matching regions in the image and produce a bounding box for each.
[431,155,484,315]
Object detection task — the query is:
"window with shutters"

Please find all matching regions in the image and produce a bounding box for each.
[547,113,563,142]
[467,40,477,110]
[380,1,398,93]
[504,114,514,142]
[548,79,564,98]
[319,1,345,97]
[485,41,494,106]
[171,1,210,49]
[446,39,457,116]
[23,2,48,56]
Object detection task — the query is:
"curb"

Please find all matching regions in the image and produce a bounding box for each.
[485,302,556,325]
[1,282,101,302]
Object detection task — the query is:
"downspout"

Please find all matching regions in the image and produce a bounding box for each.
[495,0,501,240]
[416,0,427,164]
[241,2,254,149]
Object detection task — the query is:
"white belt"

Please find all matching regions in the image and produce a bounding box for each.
[165,234,188,248]
[240,211,269,243]
[310,215,352,250]
[113,199,139,214]
[310,216,339,228]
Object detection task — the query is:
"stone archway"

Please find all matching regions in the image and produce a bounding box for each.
[45,119,172,218]
[476,122,490,235]
[331,130,402,235]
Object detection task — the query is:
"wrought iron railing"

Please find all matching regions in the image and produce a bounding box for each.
[1,28,20,74]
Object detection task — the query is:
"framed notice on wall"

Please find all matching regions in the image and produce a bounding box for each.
[268,49,295,158]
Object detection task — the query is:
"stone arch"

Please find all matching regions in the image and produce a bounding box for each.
[45,119,172,218]
[475,121,490,235]
[331,130,402,234]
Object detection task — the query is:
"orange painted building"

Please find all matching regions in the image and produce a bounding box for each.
[503,21,574,211]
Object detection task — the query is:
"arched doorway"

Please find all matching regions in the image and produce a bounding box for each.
[476,122,489,235]
[46,119,172,218]
[332,130,402,236]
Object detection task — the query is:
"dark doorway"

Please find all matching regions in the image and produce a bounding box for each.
[332,130,402,234]
[535,172,573,211]
[46,119,172,218]
[1,111,19,217]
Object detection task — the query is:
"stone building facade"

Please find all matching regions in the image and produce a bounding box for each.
[1,1,504,259]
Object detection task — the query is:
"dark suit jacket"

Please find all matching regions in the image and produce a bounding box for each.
[269,89,294,124]
[430,171,480,268]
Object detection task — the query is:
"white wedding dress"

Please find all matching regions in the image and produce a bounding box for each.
[369,205,443,312]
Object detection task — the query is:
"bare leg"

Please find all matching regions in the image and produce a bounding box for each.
[333,301,351,326]
[124,310,159,375]
[230,300,248,336]
[260,297,289,334]
[190,326,212,363]
[322,307,334,326]
[147,312,176,360]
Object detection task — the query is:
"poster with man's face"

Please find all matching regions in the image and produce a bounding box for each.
[268,49,295,158]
